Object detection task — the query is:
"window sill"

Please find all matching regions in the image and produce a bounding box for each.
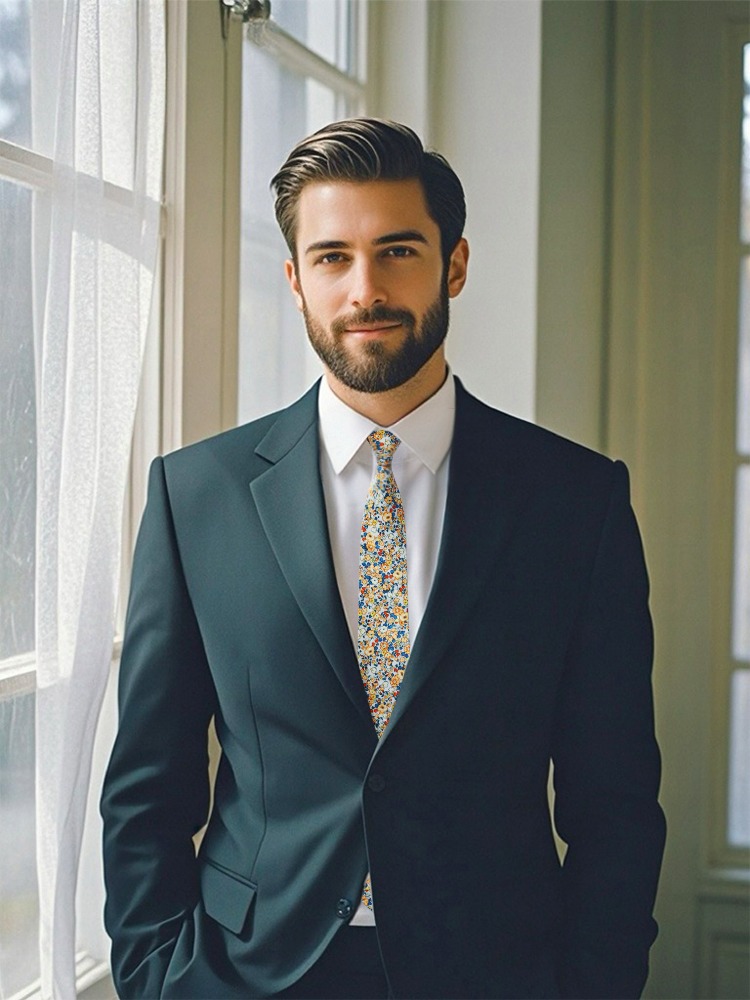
[0,652,35,697]
[8,953,111,1000]
[699,867,750,903]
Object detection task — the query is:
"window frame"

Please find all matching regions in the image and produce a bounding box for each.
[234,1,368,424]
[0,13,165,996]
[710,18,750,870]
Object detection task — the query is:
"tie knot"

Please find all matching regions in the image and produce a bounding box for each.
[367,429,400,468]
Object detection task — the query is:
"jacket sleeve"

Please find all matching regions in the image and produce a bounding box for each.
[552,460,666,999]
[100,457,218,999]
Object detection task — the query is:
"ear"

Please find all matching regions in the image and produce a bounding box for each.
[284,259,305,312]
[446,238,469,299]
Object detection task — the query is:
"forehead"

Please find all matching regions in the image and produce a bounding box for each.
[294,178,438,247]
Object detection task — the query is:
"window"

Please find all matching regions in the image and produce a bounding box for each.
[237,0,367,422]
[727,41,750,850]
[0,1,164,994]
[1,0,47,988]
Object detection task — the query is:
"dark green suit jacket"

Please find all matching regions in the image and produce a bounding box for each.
[100,379,665,999]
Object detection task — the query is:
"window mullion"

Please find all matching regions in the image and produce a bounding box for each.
[0,139,52,189]
[250,20,365,101]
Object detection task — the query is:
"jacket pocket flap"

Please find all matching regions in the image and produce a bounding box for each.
[200,858,257,935]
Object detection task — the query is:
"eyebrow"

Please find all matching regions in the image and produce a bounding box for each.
[303,230,430,255]
[373,230,429,246]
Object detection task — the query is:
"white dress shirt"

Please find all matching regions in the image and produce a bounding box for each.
[318,372,455,652]
[317,372,455,925]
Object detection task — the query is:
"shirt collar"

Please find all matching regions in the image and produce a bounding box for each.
[318,370,456,475]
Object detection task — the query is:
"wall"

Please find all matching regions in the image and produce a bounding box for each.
[371,0,542,422]
[537,3,750,997]
[606,4,749,996]
[536,0,610,451]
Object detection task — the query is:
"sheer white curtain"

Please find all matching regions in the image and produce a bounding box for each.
[32,2,165,996]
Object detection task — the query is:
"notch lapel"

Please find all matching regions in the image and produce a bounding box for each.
[379,382,538,741]
[250,386,372,726]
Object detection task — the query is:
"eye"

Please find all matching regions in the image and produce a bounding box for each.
[315,252,348,265]
[383,245,416,258]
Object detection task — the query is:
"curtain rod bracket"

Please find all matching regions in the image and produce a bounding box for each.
[220,0,270,40]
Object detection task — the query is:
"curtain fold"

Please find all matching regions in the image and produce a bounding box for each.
[33,2,165,996]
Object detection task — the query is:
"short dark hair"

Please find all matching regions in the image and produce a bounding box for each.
[271,118,466,264]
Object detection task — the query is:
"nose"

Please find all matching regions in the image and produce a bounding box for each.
[348,259,386,310]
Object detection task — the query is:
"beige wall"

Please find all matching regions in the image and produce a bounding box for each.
[536,0,610,451]
[429,0,542,422]
[368,0,544,422]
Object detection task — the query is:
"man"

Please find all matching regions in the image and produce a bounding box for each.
[101,119,666,1000]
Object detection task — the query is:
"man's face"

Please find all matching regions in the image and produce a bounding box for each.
[285,179,468,394]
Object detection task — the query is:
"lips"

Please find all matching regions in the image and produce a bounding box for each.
[331,308,414,338]
[344,323,402,335]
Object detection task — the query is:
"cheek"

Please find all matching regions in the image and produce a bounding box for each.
[411,278,443,313]
[304,278,349,318]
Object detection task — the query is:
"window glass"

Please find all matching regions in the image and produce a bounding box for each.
[0,178,35,663]
[0,6,163,993]
[272,0,357,75]
[0,689,38,995]
[728,668,750,847]
[0,85,40,991]
[237,18,363,423]
[0,0,62,157]
[0,0,31,148]
[739,257,750,456]
[0,7,42,992]
[727,41,750,852]
[733,465,750,664]
[0,0,131,181]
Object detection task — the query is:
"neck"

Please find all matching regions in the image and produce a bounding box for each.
[325,350,448,426]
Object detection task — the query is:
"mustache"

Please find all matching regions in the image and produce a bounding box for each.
[330,305,416,336]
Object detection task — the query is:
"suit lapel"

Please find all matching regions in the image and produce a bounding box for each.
[380,382,538,741]
[250,380,538,743]
[250,385,372,726]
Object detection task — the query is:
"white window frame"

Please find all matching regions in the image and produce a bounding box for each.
[0,25,165,1000]
[0,160,151,1000]
[711,21,750,869]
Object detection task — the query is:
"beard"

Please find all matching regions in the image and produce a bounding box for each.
[301,279,450,394]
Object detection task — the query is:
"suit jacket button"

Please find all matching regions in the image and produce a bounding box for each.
[336,898,353,919]
[368,774,386,792]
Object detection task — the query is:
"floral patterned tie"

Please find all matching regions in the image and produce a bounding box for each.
[358,429,410,910]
